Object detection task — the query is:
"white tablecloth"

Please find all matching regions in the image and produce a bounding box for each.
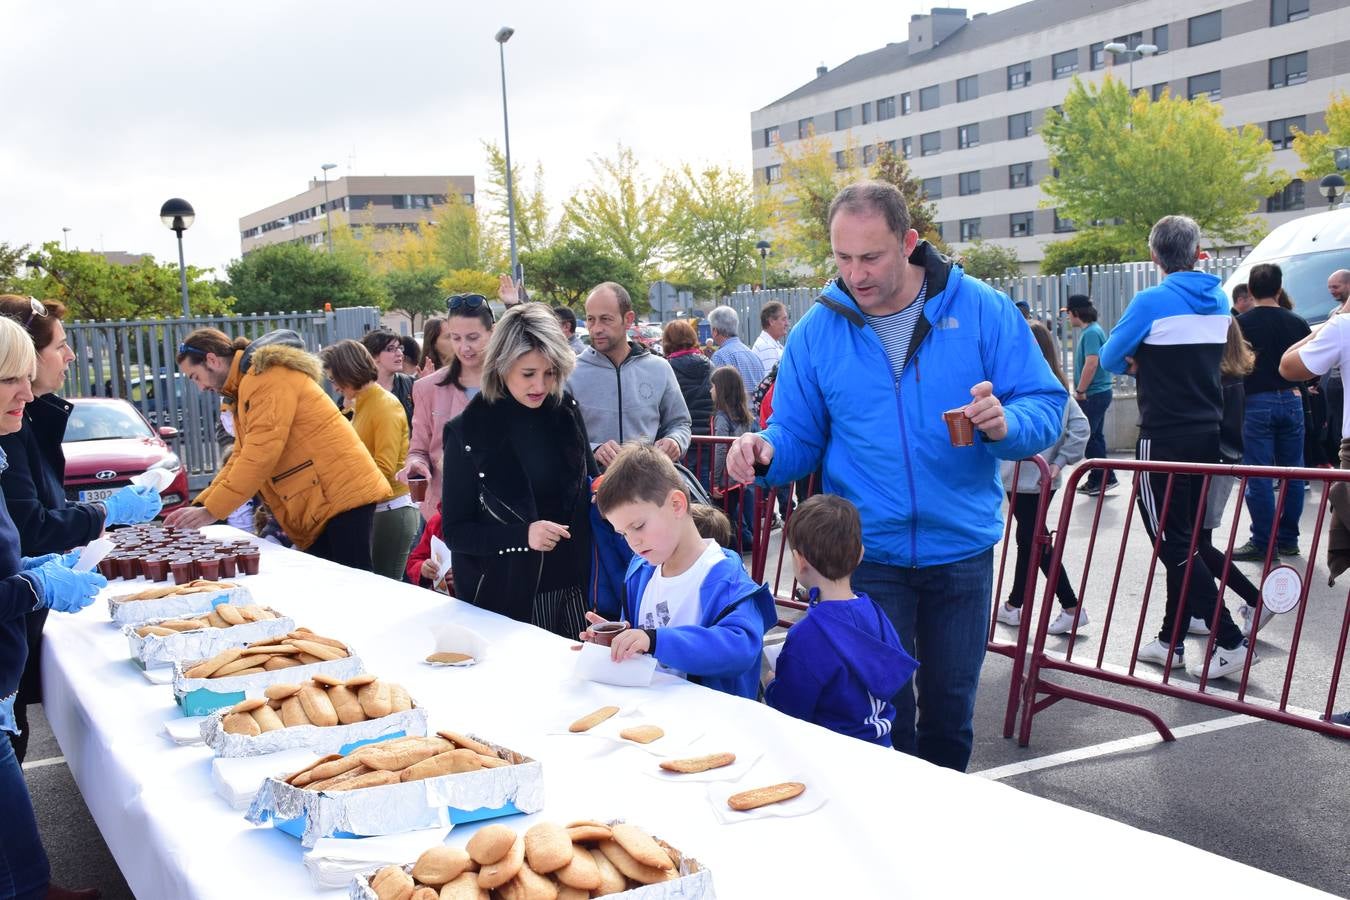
[40,527,1326,899]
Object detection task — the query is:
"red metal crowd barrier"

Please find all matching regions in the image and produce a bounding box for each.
[1016,458,1350,746]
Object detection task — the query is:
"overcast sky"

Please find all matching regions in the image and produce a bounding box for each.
[2,0,1013,275]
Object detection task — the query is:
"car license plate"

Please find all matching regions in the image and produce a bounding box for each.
[78,487,119,502]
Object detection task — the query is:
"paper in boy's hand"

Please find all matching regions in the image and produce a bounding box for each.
[429,536,453,590]
[73,536,116,574]
[574,640,657,687]
[131,468,175,493]
[763,641,785,672]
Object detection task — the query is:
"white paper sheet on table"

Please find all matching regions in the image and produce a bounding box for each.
[427,623,488,665]
[574,640,657,686]
[428,536,452,590]
[548,700,644,737]
[639,740,765,783]
[212,750,319,809]
[705,774,825,824]
[130,468,175,493]
[73,536,116,574]
[163,715,209,745]
[141,666,175,686]
[568,715,704,758]
[304,827,450,889]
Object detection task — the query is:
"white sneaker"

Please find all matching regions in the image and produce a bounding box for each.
[995,603,1022,626]
[1046,607,1089,635]
[1204,639,1259,680]
[1137,639,1184,667]
[1239,603,1275,637]
[1187,616,1211,635]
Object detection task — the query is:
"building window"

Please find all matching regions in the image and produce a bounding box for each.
[1113,32,1144,51]
[1189,71,1221,101]
[1052,49,1079,79]
[960,219,982,241]
[1008,111,1032,139]
[1268,179,1305,212]
[862,102,874,125]
[1268,116,1305,150]
[863,144,877,165]
[920,131,941,156]
[919,84,940,111]
[1151,82,1169,101]
[1153,24,1169,53]
[1270,52,1309,88]
[902,137,913,159]
[877,96,897,120]
[764,125,779,147]
[958,123,980,149]
[765,164,782,184]
[1272,0,1310,25]
[935,223,945,241]
[959,171,981,196]
[957,75,979,102]
[1008,61,1031,90]
[834,108,853,130]
[1054,210,1076,233]
[1189,11,1221,46]
[885,139,897,155]
[901,92,912,115]
[1009,162,1034,188]
[835,150,849,170]
[1090,42,1105,70]
[922,177,943,199]
[798,118,813,139]
[1010,212,1035,237]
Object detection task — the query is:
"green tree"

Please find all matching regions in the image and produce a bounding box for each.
[1038,228,1145,274]
[665,164,766,296]
[0,241,32,293]
[1041,77,1286,248]
[958,239,1023,282]
[483,142,561,254]
[383,268,443,329]
[870,146,948,252]
[225,242,387,314]
[17,243,229,321]
[520,238,641,308]
[760,130,853,279]
[563,144,669,278]
[1293,91,1350,180]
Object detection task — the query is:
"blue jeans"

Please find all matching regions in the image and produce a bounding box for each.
[1243,390,1305,549]
[1079,389,1116,487]
[0,728,49,899]
[852,549,992,772]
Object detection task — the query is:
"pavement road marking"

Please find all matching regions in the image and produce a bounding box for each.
[21,755,66,771]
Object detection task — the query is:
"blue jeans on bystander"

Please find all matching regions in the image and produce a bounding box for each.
[1079,390,1116,488]
[0,724,49,899]
[1243,390,1306,550]
[852,549,992,772]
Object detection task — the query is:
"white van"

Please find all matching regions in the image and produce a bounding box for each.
[1223,207,1350,324]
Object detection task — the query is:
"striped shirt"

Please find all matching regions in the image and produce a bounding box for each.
[863,279,928,381]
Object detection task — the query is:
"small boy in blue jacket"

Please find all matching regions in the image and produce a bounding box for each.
[765,495,918,746]
[588,443,776,700]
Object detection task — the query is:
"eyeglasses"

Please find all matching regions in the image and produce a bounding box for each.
[177,342,209,358]
[17,297,46,330]
[447,294,487,312]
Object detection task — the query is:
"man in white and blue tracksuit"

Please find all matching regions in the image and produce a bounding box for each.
[1099,215,1253,679]
[727,181,1066,771]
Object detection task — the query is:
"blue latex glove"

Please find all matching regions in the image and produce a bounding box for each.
[25,561,107,613]
[102,484,163,526]
[20,550,82,571]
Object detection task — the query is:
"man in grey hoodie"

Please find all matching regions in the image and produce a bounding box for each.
[571,282,691,468]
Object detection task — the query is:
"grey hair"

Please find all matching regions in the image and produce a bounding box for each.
[1149,215,1202,274]
[481,303,576,403]
[708,305,740,337]
[827,180,912,239]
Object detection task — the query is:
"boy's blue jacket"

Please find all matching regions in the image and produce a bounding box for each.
[761,243,1067,567]
[624,547,776,700]
[764,593,917,747]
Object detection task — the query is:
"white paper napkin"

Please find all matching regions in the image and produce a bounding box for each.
[763,641,785,672]
[163,716,209,745]
[428,536,453,590]
[639,741,765,783]
[548,701,645,737]
[705,775,826,824]
[73,537,116,573]
[141,665,175,685]
[131,468,176,492]
[425,623,488,666]
[303,828,450,889]
[212,750,319,809]
[574,641,657,687]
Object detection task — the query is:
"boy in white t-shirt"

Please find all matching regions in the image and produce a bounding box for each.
[586,443,776,699]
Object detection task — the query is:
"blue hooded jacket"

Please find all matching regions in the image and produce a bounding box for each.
[760,243,1067,567]
[765,593,917,747]
[623,547,777,700]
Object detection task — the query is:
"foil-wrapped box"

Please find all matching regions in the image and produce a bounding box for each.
[202,705,429,758]
[246,735,544,848]
[123,611,294,670]
[172,655,364,717]
[108,583,254,626]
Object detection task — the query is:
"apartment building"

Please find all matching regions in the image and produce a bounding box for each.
[750,0,1348,262]
[239,175,476,255]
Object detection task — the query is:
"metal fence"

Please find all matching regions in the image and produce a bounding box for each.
[61,307,381,489]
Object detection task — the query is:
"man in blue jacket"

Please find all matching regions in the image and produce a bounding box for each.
[728,181,1066,771]
[1099,215,1255,680]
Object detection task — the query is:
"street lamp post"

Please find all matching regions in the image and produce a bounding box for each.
[1320,174,1346,210]
[756,240,771,290]
[61,227,70,251]
[159,198,196,319]
[1103,41,1158,95]
[495,26,522,289]
[320,163,337,252]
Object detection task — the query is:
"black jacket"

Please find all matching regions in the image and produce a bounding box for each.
[0,393,105,556]
[1,449,43,704]
[441,391,597,624]
[667,351,714,437]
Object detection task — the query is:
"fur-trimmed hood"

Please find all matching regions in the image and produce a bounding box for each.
[248,343,322,382]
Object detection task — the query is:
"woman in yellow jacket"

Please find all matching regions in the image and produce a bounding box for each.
[166,328,389,570]
[321,340,418,580]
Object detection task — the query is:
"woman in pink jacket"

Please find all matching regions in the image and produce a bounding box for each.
[398,296,493,521]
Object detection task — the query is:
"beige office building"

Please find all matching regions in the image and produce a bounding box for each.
[239,175,476,255]
[750,0,1347,263]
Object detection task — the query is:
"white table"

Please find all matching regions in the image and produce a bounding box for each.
[40,527,1327,899]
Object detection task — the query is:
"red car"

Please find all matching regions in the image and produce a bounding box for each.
[61,397,189,514]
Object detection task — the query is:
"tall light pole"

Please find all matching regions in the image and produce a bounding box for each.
[159,198,195,318]
[756,240,771,290]
[495,26,521,289]
[320,163,337,252]
[61,226,71,251]
[1104,41,1158,96]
